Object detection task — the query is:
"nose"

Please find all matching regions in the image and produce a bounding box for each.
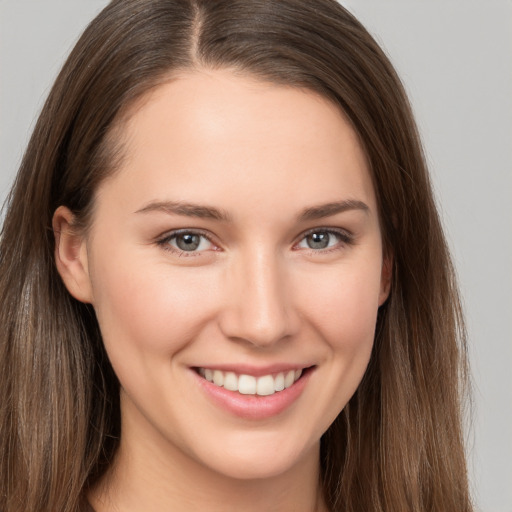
[218,250,299,348]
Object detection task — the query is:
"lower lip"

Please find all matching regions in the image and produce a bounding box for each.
[193,368,313,420]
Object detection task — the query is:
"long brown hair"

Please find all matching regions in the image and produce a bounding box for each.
[0,1,472,510]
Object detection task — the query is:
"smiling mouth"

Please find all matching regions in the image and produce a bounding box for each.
[195,367,307,396]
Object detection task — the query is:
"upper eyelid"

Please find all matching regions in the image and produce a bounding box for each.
[294,226,353,243]
[155,229,218,255]
[155,226,353,250]
[157,228,214,243]
[299,226,352,236]
[154,228,220,251]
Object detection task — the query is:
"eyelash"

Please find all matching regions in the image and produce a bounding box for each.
[156,228,216,257]
[296,227,354,254]
[155,227,354,257]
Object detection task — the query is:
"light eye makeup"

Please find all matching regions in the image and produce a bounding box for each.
[156,229,217,256]
[155,226,354,257]
[294,228,354,254]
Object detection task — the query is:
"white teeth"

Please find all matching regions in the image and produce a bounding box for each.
[238,374,256,395]
[198,367,304,395]
[223,371,238,391]
[213,370,224,387]
[256,375,275,396]
[284,370,295,388]
[274,372,285,391]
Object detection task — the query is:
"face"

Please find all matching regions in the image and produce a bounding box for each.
[56,69,390,482]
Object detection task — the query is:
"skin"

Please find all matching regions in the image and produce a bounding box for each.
[54,69,391,512]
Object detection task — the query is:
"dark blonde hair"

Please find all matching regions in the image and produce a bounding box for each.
[0,1,472,511]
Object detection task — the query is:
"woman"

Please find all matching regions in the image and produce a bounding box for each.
[0,1,472,511]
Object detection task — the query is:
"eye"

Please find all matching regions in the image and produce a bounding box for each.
[296,229,350,251]
[158,230,215,254]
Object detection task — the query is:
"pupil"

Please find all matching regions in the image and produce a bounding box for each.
[177,234,200,251]
[307,232,329,249]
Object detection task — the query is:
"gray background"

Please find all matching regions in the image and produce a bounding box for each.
[1,1,511,510]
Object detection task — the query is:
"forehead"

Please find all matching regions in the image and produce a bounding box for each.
[98,69,377,218]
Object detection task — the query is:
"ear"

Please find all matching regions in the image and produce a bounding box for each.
[378,252,393,306]
[53,206,94,304]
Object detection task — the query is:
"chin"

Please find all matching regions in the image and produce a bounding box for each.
[187,429,320,482]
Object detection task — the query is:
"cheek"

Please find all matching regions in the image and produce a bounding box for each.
[89,253,218,367]
[288,259,382,438]
[318,281,378,388]
[298,260,383,351]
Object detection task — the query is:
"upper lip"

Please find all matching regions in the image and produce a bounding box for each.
[193,364,313,377]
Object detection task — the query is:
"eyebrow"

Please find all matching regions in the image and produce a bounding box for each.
[135,200,232,221]
[135,199,369,222]
[298,199,369,221]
